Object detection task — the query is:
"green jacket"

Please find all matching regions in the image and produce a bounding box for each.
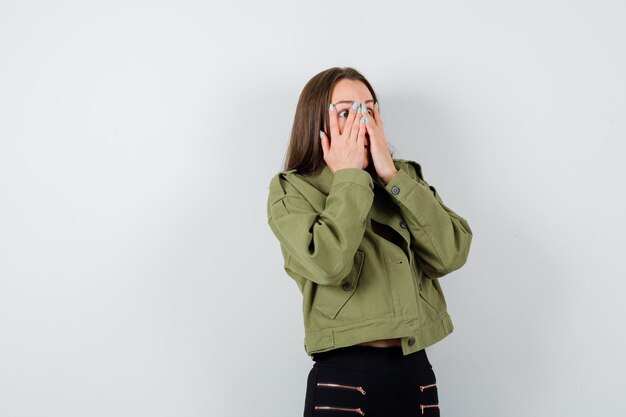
[266,158,473,358]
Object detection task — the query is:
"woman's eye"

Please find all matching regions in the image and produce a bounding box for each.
[367,109,373,116]
[338,110,349,118]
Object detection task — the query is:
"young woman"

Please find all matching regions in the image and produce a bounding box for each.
[266,67,473,417]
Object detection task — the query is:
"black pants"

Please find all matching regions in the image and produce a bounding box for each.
[304,345,440,417]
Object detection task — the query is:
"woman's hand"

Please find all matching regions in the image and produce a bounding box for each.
[363,102,397,184]
[320,101,368,173]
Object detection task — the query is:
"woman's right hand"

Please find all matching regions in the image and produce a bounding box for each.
[320,100,367,173]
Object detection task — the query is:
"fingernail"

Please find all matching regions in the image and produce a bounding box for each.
[365,117,369,123]
[329,103,334,111]
[360,117,365,124]
[357,107,361,114]
[319,130,323,139]
[361,102,367,111]
[352,101,358,110]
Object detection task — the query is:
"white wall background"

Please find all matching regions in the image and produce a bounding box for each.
[1,1,624,416]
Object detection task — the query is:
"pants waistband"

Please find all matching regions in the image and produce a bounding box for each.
[312,344,432,373]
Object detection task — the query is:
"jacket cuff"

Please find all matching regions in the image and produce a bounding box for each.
[332,168,375,193]
[384,168,420,201]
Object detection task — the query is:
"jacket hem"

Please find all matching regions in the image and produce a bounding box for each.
[303,312,454,358]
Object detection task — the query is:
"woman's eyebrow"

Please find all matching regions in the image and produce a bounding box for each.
[332,99,375,105]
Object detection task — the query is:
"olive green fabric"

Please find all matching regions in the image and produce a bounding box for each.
[266,158,473,358]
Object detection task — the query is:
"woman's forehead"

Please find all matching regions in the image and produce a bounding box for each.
[332,99,375,106]
[331,79,373,103]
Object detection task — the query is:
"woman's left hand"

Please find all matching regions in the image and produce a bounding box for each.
[363,102,397,184]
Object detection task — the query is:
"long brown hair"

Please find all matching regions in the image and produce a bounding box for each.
[281,67,391,175]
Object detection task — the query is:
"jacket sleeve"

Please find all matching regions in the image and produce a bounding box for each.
[383,160,473,279]
[267,168,374,287]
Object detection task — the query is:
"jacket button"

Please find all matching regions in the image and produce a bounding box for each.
[400,220,407,229]
[408,337,416,346]
[391,185,400,195]
[341,281,352,291]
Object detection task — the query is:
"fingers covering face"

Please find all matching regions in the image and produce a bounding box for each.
[349,110,363,142]
[341,101,358,137]
[372,101,382,128]
[329,101,360,138]
[329,103,339,139]
[357,112,367,145]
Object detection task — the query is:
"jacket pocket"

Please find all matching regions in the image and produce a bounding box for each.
[313,250,365,320]
[419,288,438,312]
[418,275,444,313]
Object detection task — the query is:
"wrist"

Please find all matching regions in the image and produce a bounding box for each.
[381,169,398,185]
